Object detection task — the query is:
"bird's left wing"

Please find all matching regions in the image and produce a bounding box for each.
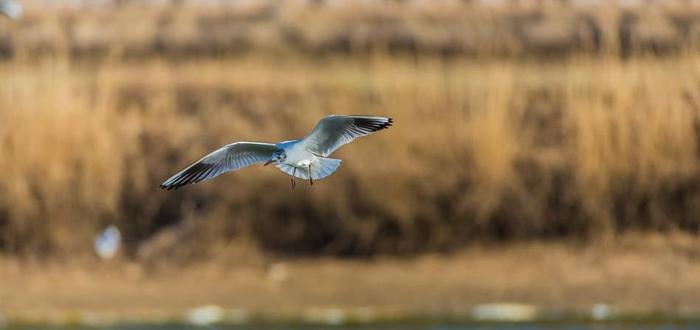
[300,115,392,156]
[160,142,277,190]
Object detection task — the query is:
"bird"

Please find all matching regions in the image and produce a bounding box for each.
[160,115,392,190]
[94,225,121,260]
[0,0,21,19]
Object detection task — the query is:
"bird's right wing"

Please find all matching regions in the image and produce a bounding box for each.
[160,142,277,190]
[300,115,393,156]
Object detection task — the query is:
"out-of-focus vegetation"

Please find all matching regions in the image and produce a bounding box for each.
[2,1,700,260]
[6,1,700,59]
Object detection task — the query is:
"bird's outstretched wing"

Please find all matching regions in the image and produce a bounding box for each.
[300,115,392,156]
[160,142,277,190]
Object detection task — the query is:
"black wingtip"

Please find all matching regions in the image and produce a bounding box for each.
[160,181,187,190]
[159,162,218,191]
[371,117,393,132]
[159,183,173,190]
[383,117,393,129]
[353,116,393,133]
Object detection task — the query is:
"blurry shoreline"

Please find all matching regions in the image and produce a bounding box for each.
[2,233,700,326]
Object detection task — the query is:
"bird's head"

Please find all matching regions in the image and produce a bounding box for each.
[264,149,286,166]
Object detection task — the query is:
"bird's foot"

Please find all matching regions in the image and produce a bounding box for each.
[309,165,313,186]
[291,177,296,190]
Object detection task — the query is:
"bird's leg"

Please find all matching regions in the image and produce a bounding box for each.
[308,164,313,186]
[291,168,296,190]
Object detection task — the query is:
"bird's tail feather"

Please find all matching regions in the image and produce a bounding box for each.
[275,157,341,180]
[312,157,342,179]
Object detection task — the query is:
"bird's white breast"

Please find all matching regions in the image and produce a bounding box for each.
[296,159,313,167]
[281,140,315,168]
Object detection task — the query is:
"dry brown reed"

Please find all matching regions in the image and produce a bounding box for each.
[5,2,700,59]
[2,54,700,258]
[2,5,700,259]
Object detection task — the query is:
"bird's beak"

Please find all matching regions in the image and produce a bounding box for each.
[264,159,274,166]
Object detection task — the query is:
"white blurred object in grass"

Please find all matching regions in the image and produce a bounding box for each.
[94,225,121,259]
[591,303,614,320]
[0,0,21,19]
[187,305,223,326]
[472,303,540,322]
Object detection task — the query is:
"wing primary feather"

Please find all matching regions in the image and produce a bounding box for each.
[193,163,214,182]
[181,163,205,182]
[192,164,213,183]
[180,163,209,186]
[202,166,217,181]
[160,141,277,190]
[169,169,191,187]
[301,115,393,156]
[171,168,197,187]
[199,165,218,182]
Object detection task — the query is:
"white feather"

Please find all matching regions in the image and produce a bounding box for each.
[276,157,341,180]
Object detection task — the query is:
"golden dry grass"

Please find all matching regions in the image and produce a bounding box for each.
[2,4,700,258]
[1,52,700,258]
[6,2,700,59]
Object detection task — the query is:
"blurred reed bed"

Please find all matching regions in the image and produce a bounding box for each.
[2,4,700,259]
[5,2,700,59]
[2,54,700,259]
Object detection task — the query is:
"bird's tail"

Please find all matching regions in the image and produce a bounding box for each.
[275,157,341,180]
[311,157,342,179]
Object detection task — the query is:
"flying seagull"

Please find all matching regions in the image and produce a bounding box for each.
[160,115,392,190]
